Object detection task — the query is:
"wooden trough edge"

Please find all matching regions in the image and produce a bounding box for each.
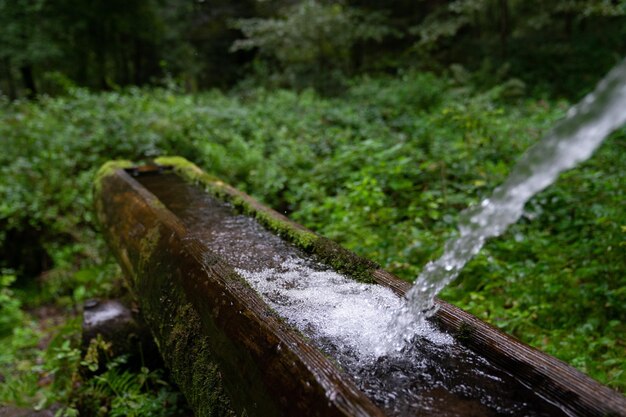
[94,161,387,417]
[96,157,626,417]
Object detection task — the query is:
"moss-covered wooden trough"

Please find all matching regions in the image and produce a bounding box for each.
[94,157,626,417]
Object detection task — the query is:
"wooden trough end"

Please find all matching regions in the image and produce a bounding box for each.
[94,157,626,417]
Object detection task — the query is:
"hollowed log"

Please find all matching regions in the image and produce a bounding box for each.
[94,157,626,417]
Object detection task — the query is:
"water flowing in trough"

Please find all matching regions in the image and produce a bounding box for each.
[385,57,626,349]
[139,173,570,416]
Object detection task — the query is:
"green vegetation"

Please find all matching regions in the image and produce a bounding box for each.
[0,265,186,416]
[1,0,625,413]
[1,0,625,98]
[1,71,624,409]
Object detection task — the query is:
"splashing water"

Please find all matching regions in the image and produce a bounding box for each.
[386,57,626,348]
[236,257,452,359]
[139,172,576,416]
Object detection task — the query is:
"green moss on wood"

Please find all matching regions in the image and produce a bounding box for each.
[155,155,221,184]
[310,237,379,283]
[231,196,318,250]
[159,303,235,417]
[138,233,235,417]
[156,156,317,246]
[95,159,236,417]
[137,226,161,285]
[93,160,134,237]
[94,160,134,197]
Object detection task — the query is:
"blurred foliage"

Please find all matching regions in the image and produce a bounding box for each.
[231,0,394,92]
[1,270,184,415]
[0,71,624,401]
[408,0,626,97]
[1,0,625,98]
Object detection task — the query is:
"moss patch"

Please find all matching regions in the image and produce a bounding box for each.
[162,303,235,417]
[93,160,134,197]
[310,237,379,283]
[137,226,161,286]
[93,160,134,235]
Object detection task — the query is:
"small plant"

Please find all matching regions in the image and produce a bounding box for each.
[73,354,185,417]
[0,272,23,336]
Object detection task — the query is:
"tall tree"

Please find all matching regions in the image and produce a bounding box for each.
[231,0,393,92]
[0,0,61,98]
[408,0,626,95]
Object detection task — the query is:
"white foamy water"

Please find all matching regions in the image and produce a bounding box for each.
[235,256,562,416]
[386,57,626,348]
[236,257,452,359]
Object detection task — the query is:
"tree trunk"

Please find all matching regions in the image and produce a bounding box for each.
[116,33,128,86]
[498,0,510,59]
[134,39,143,85]
[2,58,17,100]
[20,65,37,99]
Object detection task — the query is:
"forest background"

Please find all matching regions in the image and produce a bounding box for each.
[1,1,625,415]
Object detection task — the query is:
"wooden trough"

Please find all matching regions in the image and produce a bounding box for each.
[94,157,626,417]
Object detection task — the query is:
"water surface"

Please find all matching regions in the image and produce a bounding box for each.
[138,173,570,417]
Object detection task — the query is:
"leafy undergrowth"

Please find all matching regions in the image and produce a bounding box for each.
[0,273,188,416]
[0,71,624,412]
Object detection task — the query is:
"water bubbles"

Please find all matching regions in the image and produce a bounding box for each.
[237,256,440,359]
[327,389,337,401]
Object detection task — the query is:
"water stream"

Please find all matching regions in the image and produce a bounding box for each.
[139,173,569,416]
[386,57,626,348]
